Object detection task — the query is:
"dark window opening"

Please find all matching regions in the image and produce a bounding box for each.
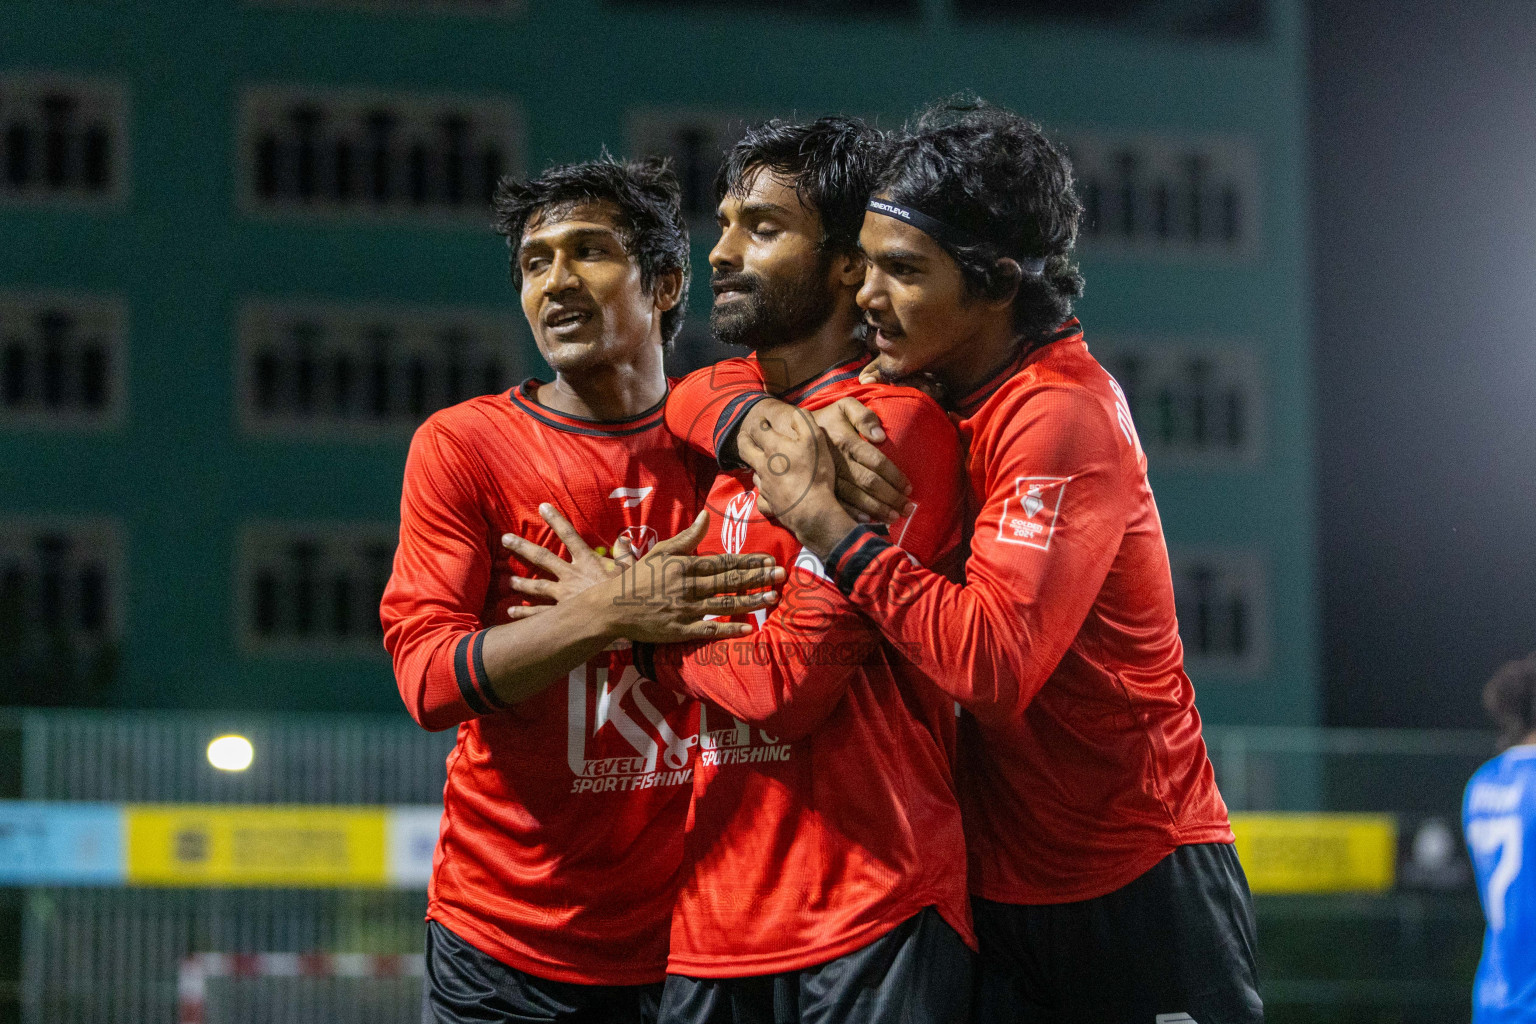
[953,0,1267,40]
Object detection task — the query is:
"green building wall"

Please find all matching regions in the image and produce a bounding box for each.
[0,0,1315,726]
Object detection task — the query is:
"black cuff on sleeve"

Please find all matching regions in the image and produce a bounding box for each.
[472,630,509,709]
[714,393,768,470]
[453,631,496,715]
[826,525,895,596]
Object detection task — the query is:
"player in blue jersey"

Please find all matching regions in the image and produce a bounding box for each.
[1465,652,1536,1023]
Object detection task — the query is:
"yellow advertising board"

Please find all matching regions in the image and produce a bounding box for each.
[125,805,388,887]
[112,804,1398,893]
[1230,813,1397,894]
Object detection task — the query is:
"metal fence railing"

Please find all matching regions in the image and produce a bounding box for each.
[21,887,427,1024]
[10,710,455,804]
[4,712,1499,814]
[1205,725,1495,817]
[0,713,1501,1024]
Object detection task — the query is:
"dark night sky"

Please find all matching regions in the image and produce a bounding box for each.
[1311,1,1536,727]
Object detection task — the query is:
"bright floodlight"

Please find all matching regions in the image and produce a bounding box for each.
[207,734,254,772]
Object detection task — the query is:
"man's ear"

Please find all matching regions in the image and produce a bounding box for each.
[986,258,1024,310]
[832,249,866,288]
[651,267,685,312]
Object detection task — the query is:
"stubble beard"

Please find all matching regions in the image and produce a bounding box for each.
[710,258,837,352]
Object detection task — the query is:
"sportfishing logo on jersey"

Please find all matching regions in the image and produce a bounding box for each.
[998,476,1070,550]
[616,524,658,557]
[721,490,756,555]
[696,703,792,768]
[566,662,696,793]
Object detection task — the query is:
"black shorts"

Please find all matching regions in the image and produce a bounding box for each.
[973,842,1263,1024]
[659,906,974,1024]
[422,920,663,1024]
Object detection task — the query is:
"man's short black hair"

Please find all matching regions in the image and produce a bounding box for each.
[1485,653,1536,750]
[877,96,1085,340]
[492,155,691,346]
[715,116,883,258]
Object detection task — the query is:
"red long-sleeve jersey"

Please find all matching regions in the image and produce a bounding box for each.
[668,322,1233,906]
[380,380,714,985]
[644,355,974,976]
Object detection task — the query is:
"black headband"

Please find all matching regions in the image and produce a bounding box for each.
[865,198,1046,276]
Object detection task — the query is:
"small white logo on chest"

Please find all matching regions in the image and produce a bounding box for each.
[617,524,658,557]
[721,490,755,555]
[609,486,654,509]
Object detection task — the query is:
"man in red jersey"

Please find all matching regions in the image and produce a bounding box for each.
[677,101,1264,1024]
[380,157,783,1024]
[507,119,976,1024]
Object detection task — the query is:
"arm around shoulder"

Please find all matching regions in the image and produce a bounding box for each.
[664,358,768,464]
[831,385,1137,722]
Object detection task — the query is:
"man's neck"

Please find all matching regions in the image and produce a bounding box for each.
[933,317,1026,402]
[537,348,668,421]
[756,312,865,397]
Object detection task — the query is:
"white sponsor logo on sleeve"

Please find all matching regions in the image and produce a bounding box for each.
[889,502,917,548]
[997,476,1070,550]
[1106,376,1144,457]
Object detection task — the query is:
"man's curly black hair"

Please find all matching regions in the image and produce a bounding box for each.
[492,155,691,346]
[876,96,1085,341]
[1485,653,1536,750]
[715,115,883,258]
